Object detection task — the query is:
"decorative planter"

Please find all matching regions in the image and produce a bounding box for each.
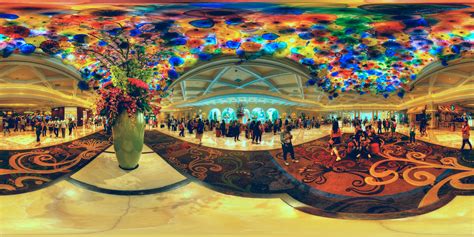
[112,111,145,170]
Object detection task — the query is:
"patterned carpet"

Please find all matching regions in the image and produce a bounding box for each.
[0,132,111,195]
[144,130,474,219]
[0,129,472,219]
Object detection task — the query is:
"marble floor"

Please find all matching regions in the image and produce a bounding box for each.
[397,126,465,149]
[155,126,331,150]
[0,126,99,150]
[156,125,468,151]
[0,124,466,152]
[1,125,472,236]
[0,174,472,237]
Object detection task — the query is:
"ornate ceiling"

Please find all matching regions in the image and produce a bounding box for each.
[0,1,472,100]
[0,55,94,110]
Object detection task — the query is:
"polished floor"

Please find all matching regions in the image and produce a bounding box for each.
[0,126,99,150]
[0,157,472,237]
[0,125,466,151]
[0,125,472,237]
[156,125,467,150]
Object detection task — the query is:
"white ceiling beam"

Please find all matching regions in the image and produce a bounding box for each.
[235,66,285,93]
[0,66,21,78]
[217,80,240,88]
[186,77,213,82]
[29,66,53,89]
[455,75,474,88]
[181,81,186,101]
[203,67,231,96]
[295,74,304,99]
[428,74,438,95]
[440,70,471,78]
[72,81,78,98]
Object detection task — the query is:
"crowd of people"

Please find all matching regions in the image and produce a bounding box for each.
[2,115,78,146]
[329,117,390,162]
[161,114,472,164]
[162,116,331,146]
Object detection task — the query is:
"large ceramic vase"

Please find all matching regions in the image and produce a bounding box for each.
[113,111,145,170]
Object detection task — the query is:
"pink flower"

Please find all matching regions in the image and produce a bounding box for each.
[128,78,149,90]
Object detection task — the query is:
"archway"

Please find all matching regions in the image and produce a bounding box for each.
[208,108,221,122]
[242,109,251,124]
[251,108,266,122]
[222,108,236,123]
[266,108,279,122]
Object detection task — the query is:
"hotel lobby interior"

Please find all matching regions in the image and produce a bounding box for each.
[0,0,473,236]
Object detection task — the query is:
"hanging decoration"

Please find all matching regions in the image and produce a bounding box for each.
[0,3,472,99]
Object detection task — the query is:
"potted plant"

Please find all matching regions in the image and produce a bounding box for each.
[96,69,160,170]
[73,24,166,170]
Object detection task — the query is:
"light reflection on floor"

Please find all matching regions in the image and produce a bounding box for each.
[0,181,471,237]
[0,126,99,150]
[156,125,467,150]
[0,124,472,236]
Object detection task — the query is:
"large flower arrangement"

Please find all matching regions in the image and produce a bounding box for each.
[236,103,245,118]
[96,75,161,126]
[70,24,167,125]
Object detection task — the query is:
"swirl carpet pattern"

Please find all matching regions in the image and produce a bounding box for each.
[144,131,474,219]
[0,132,111,195]
[0,129,472,219]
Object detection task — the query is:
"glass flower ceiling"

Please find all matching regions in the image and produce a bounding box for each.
[0,3,473,99]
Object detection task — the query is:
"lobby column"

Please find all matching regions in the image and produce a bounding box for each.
[427,103,438,129]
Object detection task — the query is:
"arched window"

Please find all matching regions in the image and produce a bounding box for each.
[222,108,236,123]
[242,109,251,124]
[266,108,279,122]
[208,108,221,121]
[251,108,266,122]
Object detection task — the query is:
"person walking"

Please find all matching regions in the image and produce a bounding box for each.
[41,120,47,137]
[61,120,66,138]
[390,119,397,136]
[47,120,54,137]
[35,121,42,146]
[3,119,10,136]
[377,119,382,134]
[178,120,185,137]
[461,121,472,151]
[253,121,262,144]
[409,122,416,144]
[54,120,59,138]
[68,118,75,136]
[233,121,241,142]
[196,119,204,145]
[220,120,226,138]
[329,120,342,161]
[280,126,298,166]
